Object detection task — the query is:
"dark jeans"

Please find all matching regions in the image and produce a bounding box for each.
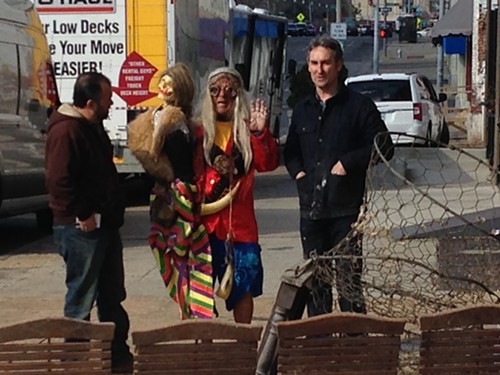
[53,224,131,362]
[300,215,366,317]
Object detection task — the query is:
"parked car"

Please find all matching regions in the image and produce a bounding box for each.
[295,22,307,36]
[345,73,449,146]
[346,22,359,36]
[345,18,359,36]
[305,23,317,36]
[358,21,374,36]
[417,27,432,37]
[287,22,299,36]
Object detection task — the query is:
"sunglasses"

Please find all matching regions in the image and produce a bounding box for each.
[209,85,237,98]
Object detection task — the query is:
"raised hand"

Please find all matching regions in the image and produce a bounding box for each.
[249,98,269,132]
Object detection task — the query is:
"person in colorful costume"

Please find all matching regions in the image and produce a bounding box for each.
[127,63,214,319]
[194,67,280,323]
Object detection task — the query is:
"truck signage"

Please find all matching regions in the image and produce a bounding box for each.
[113,52,158,106]
[35,0,116,13]
[39,10,125,85]
[36,0,129,164]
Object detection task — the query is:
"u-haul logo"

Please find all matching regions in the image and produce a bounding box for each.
[35,0,116,14]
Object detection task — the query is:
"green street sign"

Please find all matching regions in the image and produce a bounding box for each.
[296,13,305,22]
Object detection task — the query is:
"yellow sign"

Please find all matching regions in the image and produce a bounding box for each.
[296,13,305,22]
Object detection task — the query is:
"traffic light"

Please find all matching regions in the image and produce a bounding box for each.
[379,28,388,38]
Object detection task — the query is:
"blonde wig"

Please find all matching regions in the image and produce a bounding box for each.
[200,67,252,172]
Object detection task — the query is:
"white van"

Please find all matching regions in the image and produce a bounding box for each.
[0,0,59,229]
[346,73,449,146]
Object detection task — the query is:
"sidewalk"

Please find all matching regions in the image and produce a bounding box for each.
[380,38,438,63]
[0,166,301,335]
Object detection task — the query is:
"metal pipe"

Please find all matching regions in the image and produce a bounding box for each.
[436,0,445,90]
[255,305,288,375]
[383,0,387,58]
[494,5,500,177]
[485,0,492,151]
[336,0,341,23]
[373,0,379,74]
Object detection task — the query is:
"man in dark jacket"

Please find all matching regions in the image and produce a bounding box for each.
[45,72,132,373]
[284,35,393,317]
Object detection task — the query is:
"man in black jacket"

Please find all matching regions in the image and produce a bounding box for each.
[284,35,393,317]
[45,72,132,373]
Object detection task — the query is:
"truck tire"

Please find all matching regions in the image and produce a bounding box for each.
[36,208,53,233]
[424,122,433,147]
[439,121,450,146]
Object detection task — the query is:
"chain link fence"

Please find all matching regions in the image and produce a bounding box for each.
[311,132,500,373]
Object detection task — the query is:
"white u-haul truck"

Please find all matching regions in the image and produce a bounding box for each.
[0,0,59,228]
[34,0,287,177]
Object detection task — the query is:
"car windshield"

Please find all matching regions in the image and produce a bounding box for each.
[348,80,412,102]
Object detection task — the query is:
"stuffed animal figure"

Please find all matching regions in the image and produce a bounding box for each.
[127,63,195,227]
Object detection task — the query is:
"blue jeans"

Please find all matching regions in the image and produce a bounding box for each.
[53,224,131,362]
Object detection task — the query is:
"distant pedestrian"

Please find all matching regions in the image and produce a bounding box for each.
[284,35,393,317]
[45,72,133,373]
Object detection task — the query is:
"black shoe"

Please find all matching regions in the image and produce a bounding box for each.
[112,353,133,374]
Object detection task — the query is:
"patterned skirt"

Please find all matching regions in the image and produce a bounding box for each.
[149,180,214,319]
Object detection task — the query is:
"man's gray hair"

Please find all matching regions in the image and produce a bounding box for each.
[307,35,344,61]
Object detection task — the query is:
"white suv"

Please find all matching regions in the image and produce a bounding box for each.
[345,73,449,146]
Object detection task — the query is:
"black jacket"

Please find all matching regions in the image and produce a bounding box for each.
[284,85,393,219]
[45,104,125,228]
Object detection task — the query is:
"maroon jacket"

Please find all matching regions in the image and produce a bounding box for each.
[45,104,124,227]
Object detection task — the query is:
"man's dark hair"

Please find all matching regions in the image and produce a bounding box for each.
[307,34,344,61]
[73,72,111,108]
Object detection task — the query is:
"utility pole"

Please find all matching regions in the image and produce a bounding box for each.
[436,0,445,90]
[325,2,330,34]
[373,0,379,74]
[383,0,387,57]
[485,0,492,159]
[494,4,500,176]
